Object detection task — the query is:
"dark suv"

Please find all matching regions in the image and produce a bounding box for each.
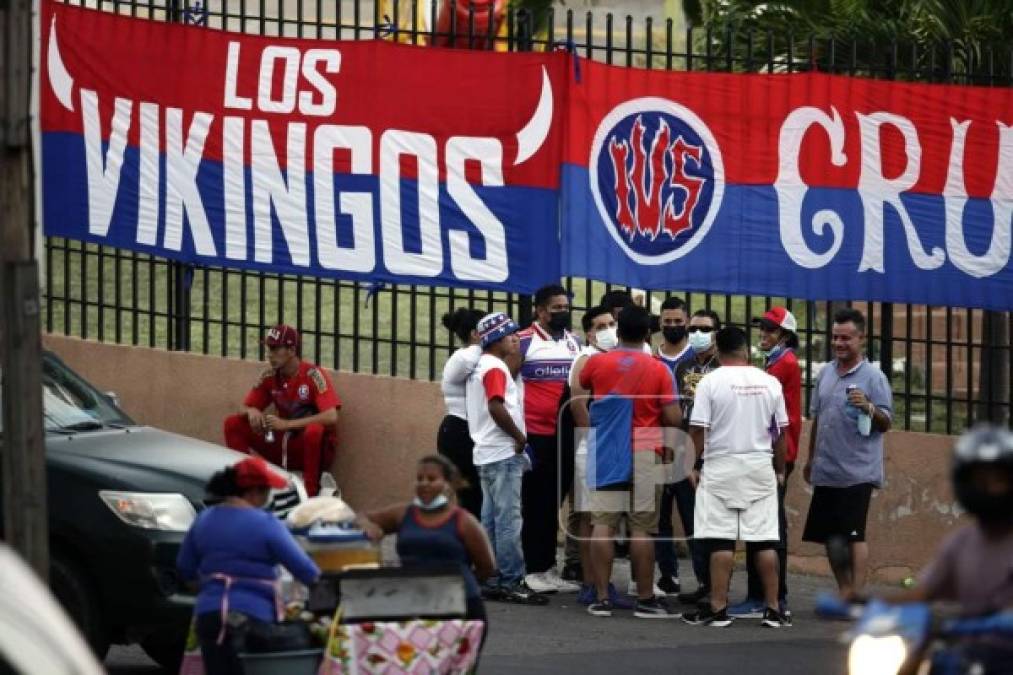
[0,351,303,671]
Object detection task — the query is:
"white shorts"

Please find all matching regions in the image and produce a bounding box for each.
[694,482,779,542]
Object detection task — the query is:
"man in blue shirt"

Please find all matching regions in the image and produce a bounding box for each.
[802,308,893,596]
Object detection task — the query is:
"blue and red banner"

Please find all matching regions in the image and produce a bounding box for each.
[39,0,565,293]
[39,0,1013,309]
[563,60,1013,310]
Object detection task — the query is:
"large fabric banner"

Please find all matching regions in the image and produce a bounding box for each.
[39,0,565,293]
[562,60,1013,310]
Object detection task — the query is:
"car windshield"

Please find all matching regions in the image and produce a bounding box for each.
[0,354,135,434]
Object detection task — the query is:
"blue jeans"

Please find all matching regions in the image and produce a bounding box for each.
[478,454,526,588]
[655,479,708,585]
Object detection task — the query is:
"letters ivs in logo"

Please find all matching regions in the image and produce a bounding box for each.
[589,98,725,265]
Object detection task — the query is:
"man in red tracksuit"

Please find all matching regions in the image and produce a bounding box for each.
[223,324,341,496]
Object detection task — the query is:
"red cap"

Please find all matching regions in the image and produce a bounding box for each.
[234,457,288,490]
[264,324,300,349]
[753,306,798,333]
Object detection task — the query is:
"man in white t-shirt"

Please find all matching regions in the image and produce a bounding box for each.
[466,312,548,605]
[683,326,789,628]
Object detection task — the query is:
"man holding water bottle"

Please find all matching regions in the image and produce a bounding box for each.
[223,325,341,496]
[802,308,893,596]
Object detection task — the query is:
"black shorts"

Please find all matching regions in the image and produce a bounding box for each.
[802,483,874,544]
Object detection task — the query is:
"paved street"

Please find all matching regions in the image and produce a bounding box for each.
[106,562,850,674]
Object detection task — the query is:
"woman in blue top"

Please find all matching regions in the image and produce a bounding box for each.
[177,457,320,675]
[358,455,496,643]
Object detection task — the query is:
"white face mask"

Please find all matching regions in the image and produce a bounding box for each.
[412,494,449,512]
[688,330,713,351]
[595,326,619,351]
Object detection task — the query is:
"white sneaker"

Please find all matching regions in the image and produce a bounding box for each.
[627,579,665,597]
[523,572,559,594]
[544,568,581,593]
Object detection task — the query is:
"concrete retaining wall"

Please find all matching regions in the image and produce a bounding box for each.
[44,335,964,582]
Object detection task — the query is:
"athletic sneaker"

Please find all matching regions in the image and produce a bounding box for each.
[502,581,550,605]
[480,585,505,601]
[523,572,560,594]
[677,586,709,605]
[682,604,733,627]
[657,576,681,596]
[544,568,582,593]
[761,606,790,628]
[587,599,614,617]
[608,583,635,610]
[577,584,595,606]
[727,598,766,619]
[634,596,682,619]
[627,579,665,597]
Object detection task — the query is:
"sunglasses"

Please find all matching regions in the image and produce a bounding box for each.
[688,326,715,333]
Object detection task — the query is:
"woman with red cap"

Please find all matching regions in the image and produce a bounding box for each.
[177,457,320,675]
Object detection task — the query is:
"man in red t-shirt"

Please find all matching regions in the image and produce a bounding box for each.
[579,306,682,618]
[223,325,341,496]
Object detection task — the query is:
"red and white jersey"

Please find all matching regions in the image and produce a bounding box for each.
[244,361,341,420]
[465,354,526,466]
[518,323,581,435]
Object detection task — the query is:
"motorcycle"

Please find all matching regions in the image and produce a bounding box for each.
[815,536,1013,675]
[816,594,1013,674]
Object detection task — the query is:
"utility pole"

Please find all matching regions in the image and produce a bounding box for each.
[2,0,49,580]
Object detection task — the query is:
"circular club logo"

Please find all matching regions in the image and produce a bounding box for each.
[589,97,724,265]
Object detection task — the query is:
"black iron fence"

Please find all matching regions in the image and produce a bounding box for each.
[43,0,1012,433]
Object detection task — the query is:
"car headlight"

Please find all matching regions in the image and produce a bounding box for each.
[848,634,908,675]
[99,491,197,532]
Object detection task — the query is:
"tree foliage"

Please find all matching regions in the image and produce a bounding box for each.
[686,0,1013,79]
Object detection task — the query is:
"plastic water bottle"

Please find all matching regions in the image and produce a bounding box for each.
[847,385,872,436]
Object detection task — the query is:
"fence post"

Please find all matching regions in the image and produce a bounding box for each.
[166,0,190,351]
[978,311,1011,425]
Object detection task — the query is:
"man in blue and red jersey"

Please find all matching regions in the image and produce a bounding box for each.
[223,325,341,496]
[580,306,683,618]
[728,306,802,620]
[518,284,582,593]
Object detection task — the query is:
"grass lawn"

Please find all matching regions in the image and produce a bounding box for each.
[43,238,976,434]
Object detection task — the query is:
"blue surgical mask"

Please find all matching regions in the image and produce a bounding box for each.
[688,330,712,351]
[412,494,449,512]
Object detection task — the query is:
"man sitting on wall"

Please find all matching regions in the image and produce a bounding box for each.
[224,324,341,496]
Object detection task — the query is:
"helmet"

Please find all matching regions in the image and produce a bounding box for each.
[951,424,1013,524]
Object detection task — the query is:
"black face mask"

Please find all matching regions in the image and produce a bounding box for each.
[663,326,687,345]
[548,311,571,332]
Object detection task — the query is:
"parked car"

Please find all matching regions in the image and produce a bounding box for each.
[0,350,305,671]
